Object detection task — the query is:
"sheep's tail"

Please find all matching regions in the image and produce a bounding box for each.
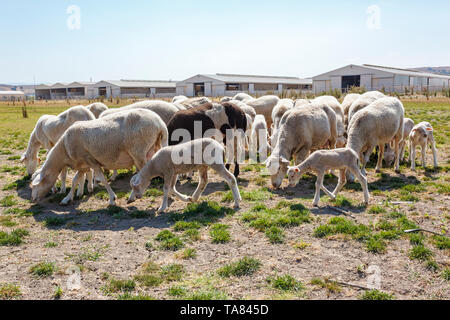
[160,127,169,148]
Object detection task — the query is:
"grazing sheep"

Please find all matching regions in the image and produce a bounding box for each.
[311,96,345,147]
[100,100,178,125]
[383,118,415,166]
[179,97,212,109]
[172,95,188,103]
[245,95,280,127]
[265,105,336,189]
[128,138,241,212]
[270,99,295,147]
[228,100,257,120]
[85,102,108,118]
[347,91,385,125]
[287,148,369,206]
[31,109,168,206]
[233,93,254,102]
[220,96,233,102]
[21,106,95,193]
[409,122,438,171]
[347,97,404,174]
[249,115,271,162]
[294,99,310,108]
[167,102,247,177]
[342,93,361,118]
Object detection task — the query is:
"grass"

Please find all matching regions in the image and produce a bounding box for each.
[265,226,285,244]
[0,283,22,299]
[134,261,185,287]
[432,235,450,250]
[161,264,185,282]
[43,217,67,227]
[179,248,197,259]
[222,187,272,202]
[0,216,17,227]
[0,195,17,207]
[185,288,229,300]
[368,205,386,215]
[170,201,234,226]
[409,245,433,261]
[29,261,56,278]
[442,268,450,281]
[117,293,155,300]
[209,224,231,243]
[105,278,136,293]
[168,285,187,297]
[360,290,394,300]
[310,277,341,293]
[218,257,261,278]
[155,230,184,251]
[53,286,63,300]
[67,245,108,265]
[0,229,29,246]
[267,274,304,292]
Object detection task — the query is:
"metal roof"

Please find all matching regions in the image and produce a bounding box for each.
[100,80,177,88]
[0,91,25,95]
[362,64,450,79]
[194,74,312,85]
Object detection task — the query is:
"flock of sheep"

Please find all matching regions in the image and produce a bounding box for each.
[20,91,439,213]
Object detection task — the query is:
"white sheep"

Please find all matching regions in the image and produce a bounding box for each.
[220,96,233,102]
[383,118,415,166]
[228,100,257,120]
[269,99,294,146]
[265,105,337,189]
[128,138,241,213]
[311,96,346,147]
[287,148,369,206]
[249,115,271,162]
[172,95,188,103]
[21,106,95,193]
[233,93,254,102]
[342,93,361,118]
[85,102,108,118]
[245,95,280,127]
[31,109,168,206]
[179,97,212,109]
[347,91,385,127]
[294,99,310,108]
[409,122,438,171]
[347,97,404,174]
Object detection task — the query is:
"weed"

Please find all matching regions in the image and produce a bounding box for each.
[432,235,450,250]
[53,286,63,299]
[117,293,154,300]
[179,248,197,259]
[0,283,21,299]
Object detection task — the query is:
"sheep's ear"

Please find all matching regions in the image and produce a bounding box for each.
[31,173,43,187]
[294,168,300,173]
[280,157,290,165]
[130,175,142,188]
[426,127,433,132]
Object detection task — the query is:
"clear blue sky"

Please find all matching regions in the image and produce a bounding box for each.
[1,0,449,84]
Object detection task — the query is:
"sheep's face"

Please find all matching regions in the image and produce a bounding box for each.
[265,156,290,189]
[128,174,146,203]
[383,144,395,167]
[287,166,304,187]
[31,172,53,202]
[20,153,40,176]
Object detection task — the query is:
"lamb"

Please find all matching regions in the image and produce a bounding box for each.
[245,95,280,127]
[127,138,241,213]
[31,109,168,206]
[409,122,438,171]
[99,100,178,125]
[347,97,404,174]
[383,118,415,166]
[287,148,369,206]
[265,105,337,189]
[249,115,271,162]
[269,99,294,147]
[85,102,108,118]
[342,93,361,118]
[311,96,346,147]
[21,106,95,193]
[233,93,254,102]
[347,91,385,127]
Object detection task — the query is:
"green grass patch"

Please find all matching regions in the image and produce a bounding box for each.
[0,195,17,207]
[43,217,67,227]
[267,274,304,292]
[117,293,154,300]
[218,257,261,278]
[265,226,285,244]
[409,245,433,261]
[170,201,234,226]
[155,230,184,251]
[360,290,394,300]
[310,277,341,293]
[0,229,29,246]
[432,235,450,250]
[368,205,386,215]
[179,248,197,260]
[442,268,450,281]
[168,285,187,297]
[105,278,136,293]
[29,261,55,278]
[209,224,231,244]
[222,187,272,202]
[0,283,22,299]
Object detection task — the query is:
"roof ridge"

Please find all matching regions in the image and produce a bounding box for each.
[215,73,300,79]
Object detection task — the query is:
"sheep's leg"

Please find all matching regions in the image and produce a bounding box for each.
[332,169,347,198]
[375,144,384,173]
[421,142,427,168]
[361,146,374,176]
[399,140,406,162]
[191,168,208,202]
[213,164,241,209]
[94,168,117,206]
[61,171,83,205]
[170,174,191,202]
[158,180,171,213]
[429,135,438,168]
[393,136,401,173]
[313,171,325,207]
[410,143,416,171]
[76,172,86,198]
[86,169,94,193]
[59,167,68,194]
[349,167,369,205]
[110,170,118,182]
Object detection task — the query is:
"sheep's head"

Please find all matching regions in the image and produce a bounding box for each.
[31,170,53,202]
[265,155,290,189]
[383,144,395,167]
[287,166,304,187]
[128,174,146,204]
[20,153,40,176]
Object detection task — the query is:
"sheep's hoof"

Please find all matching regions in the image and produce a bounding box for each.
[60,198,71,206]
[313,203,320,207]
[157,208,166,214]
[395,169,401,174]
[375,169,381,173]
[127,198,135,204]
[233,204,240,210]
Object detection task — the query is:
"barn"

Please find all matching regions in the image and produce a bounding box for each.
[92,80,177,99]
[313,64,450,94]
[176,74,312,97]
[0,90,25,101]
[35,82,97,100]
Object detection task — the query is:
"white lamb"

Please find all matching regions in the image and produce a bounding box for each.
[85,102,108,118]
[287,148,369,206]
[383,118,415,166]
[409,122,438,171]
[265,105,337,189]
[245,95,280,127]
[347,97,404,174]
[31,109,168,206]
[128,138,241,213]
[21,106,95,193]
[249,115,271,162]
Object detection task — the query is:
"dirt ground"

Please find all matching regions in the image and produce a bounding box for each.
[0,99,448,300]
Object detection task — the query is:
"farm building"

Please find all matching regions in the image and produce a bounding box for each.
[313,64,450,94]
[0,90,25,101]
[35,82,97,100]
[92,80,177,99]
[176,74,312,97]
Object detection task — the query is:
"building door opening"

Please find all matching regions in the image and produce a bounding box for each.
[342,75,361,92]
[194,83,205,96]
[98,87,107,97]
